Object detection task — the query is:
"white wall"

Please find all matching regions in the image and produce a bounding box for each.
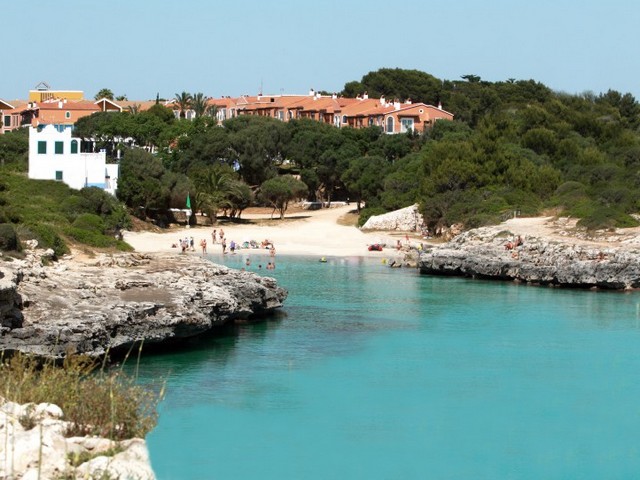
[28,125,118,195]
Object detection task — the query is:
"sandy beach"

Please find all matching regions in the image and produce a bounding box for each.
[123,205,411,259]
[123,204,640,261]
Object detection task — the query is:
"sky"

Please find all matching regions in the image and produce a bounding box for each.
[3,0,640,102]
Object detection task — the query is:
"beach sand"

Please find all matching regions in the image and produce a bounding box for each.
[123,205,640,261]
[123,205,412,259]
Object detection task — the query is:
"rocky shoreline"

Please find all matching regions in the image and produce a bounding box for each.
[418,226,640,290]
[0,246,287,359]
[0,246,287,479]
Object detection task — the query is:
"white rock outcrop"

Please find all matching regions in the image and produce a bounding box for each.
[361,204,423,232]
[0,398,155,479]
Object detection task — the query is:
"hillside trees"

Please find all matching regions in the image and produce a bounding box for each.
[63,69,640,232]
[258,175,308,219]
[117,149,174,217]
[225,116,290,186]
[342,68,442,104]
[0,128,28,170]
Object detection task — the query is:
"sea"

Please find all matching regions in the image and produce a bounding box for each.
[131,252,640,479]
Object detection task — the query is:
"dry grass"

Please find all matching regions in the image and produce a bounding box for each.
[0,351,163,441]
[336,211,359,227]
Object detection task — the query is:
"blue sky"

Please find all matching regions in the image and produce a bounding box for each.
[4,0,639,101]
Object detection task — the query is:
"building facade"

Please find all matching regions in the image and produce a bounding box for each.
[28,125,118,195]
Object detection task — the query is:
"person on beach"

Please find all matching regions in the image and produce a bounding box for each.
[212,229,217,244]
[222,238,227,254]
[219,228,225,241]
[190,237,195,251]
[230,240,236,254]
[270,245,276,257]
[200,238,207,254]
[245,257,251,267]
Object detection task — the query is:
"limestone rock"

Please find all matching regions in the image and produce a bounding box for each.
[419,228,640,289]
[0,398,155,480]
[361,204,423,232]
[0,250,287,359]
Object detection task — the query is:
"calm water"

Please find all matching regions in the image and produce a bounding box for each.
[133,253,640,479]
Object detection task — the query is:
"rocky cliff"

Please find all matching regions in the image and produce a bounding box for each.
[0,248,287,358]
[419,227,640,289]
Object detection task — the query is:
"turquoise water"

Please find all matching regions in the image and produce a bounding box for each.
[134,254,640,479]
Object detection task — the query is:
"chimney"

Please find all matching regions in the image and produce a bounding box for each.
[309,88,315,96]
[58,101,63,109]
[393,99,400,110]
[363,91,368,100]
[332,92,337,99]
[437,101,442,110]
[380,95,386,106]
[405,98,412,104]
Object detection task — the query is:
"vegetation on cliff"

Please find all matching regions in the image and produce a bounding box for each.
[0,167,131,256]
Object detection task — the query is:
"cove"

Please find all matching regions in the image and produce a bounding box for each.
[132,254,640,479]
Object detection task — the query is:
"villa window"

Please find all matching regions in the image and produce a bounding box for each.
[3,115,10,127]
[55,141,64,154]
[55,171,63,181]
[400,118,414,133]
[38,141,47,154]
[386,117,394,133]
[71,140,78,154]
[342,115,347,124]
[65,111,71,119]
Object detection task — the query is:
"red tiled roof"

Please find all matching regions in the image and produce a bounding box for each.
[36,100,100,111]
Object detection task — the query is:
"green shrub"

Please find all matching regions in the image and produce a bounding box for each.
[64,227,114,248]
[72,213,105,233]
[60,195,92,223]
[22,223,69,257]
[577,206,640,231]
[0,223,21,252]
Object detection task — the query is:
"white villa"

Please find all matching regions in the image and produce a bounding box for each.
[28,125,118,195]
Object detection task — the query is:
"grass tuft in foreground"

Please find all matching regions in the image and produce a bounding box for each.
[0,352,163,441]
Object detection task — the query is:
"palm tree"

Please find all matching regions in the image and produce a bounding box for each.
[174,91,192,118]
[194,166,235,222]
[94,88,114,100]
[191,93,208,118]
[206,104,219,122]
[127,103,141,114]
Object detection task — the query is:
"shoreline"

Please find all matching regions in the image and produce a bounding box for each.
[123,205,416,260]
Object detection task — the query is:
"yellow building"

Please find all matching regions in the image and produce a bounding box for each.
[28,82,84,102]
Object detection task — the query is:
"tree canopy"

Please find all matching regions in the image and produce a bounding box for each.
[66,68,640,233]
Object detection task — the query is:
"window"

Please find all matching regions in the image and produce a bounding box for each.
[55,171,63,181]
[55,141,64,154]
[3,115,10,127]
[342,115,347,124]
[71,140,78,154]
[38,141,47,154]
[386,117,394,133]
[400,118,414,133]
[65,111,71,119]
